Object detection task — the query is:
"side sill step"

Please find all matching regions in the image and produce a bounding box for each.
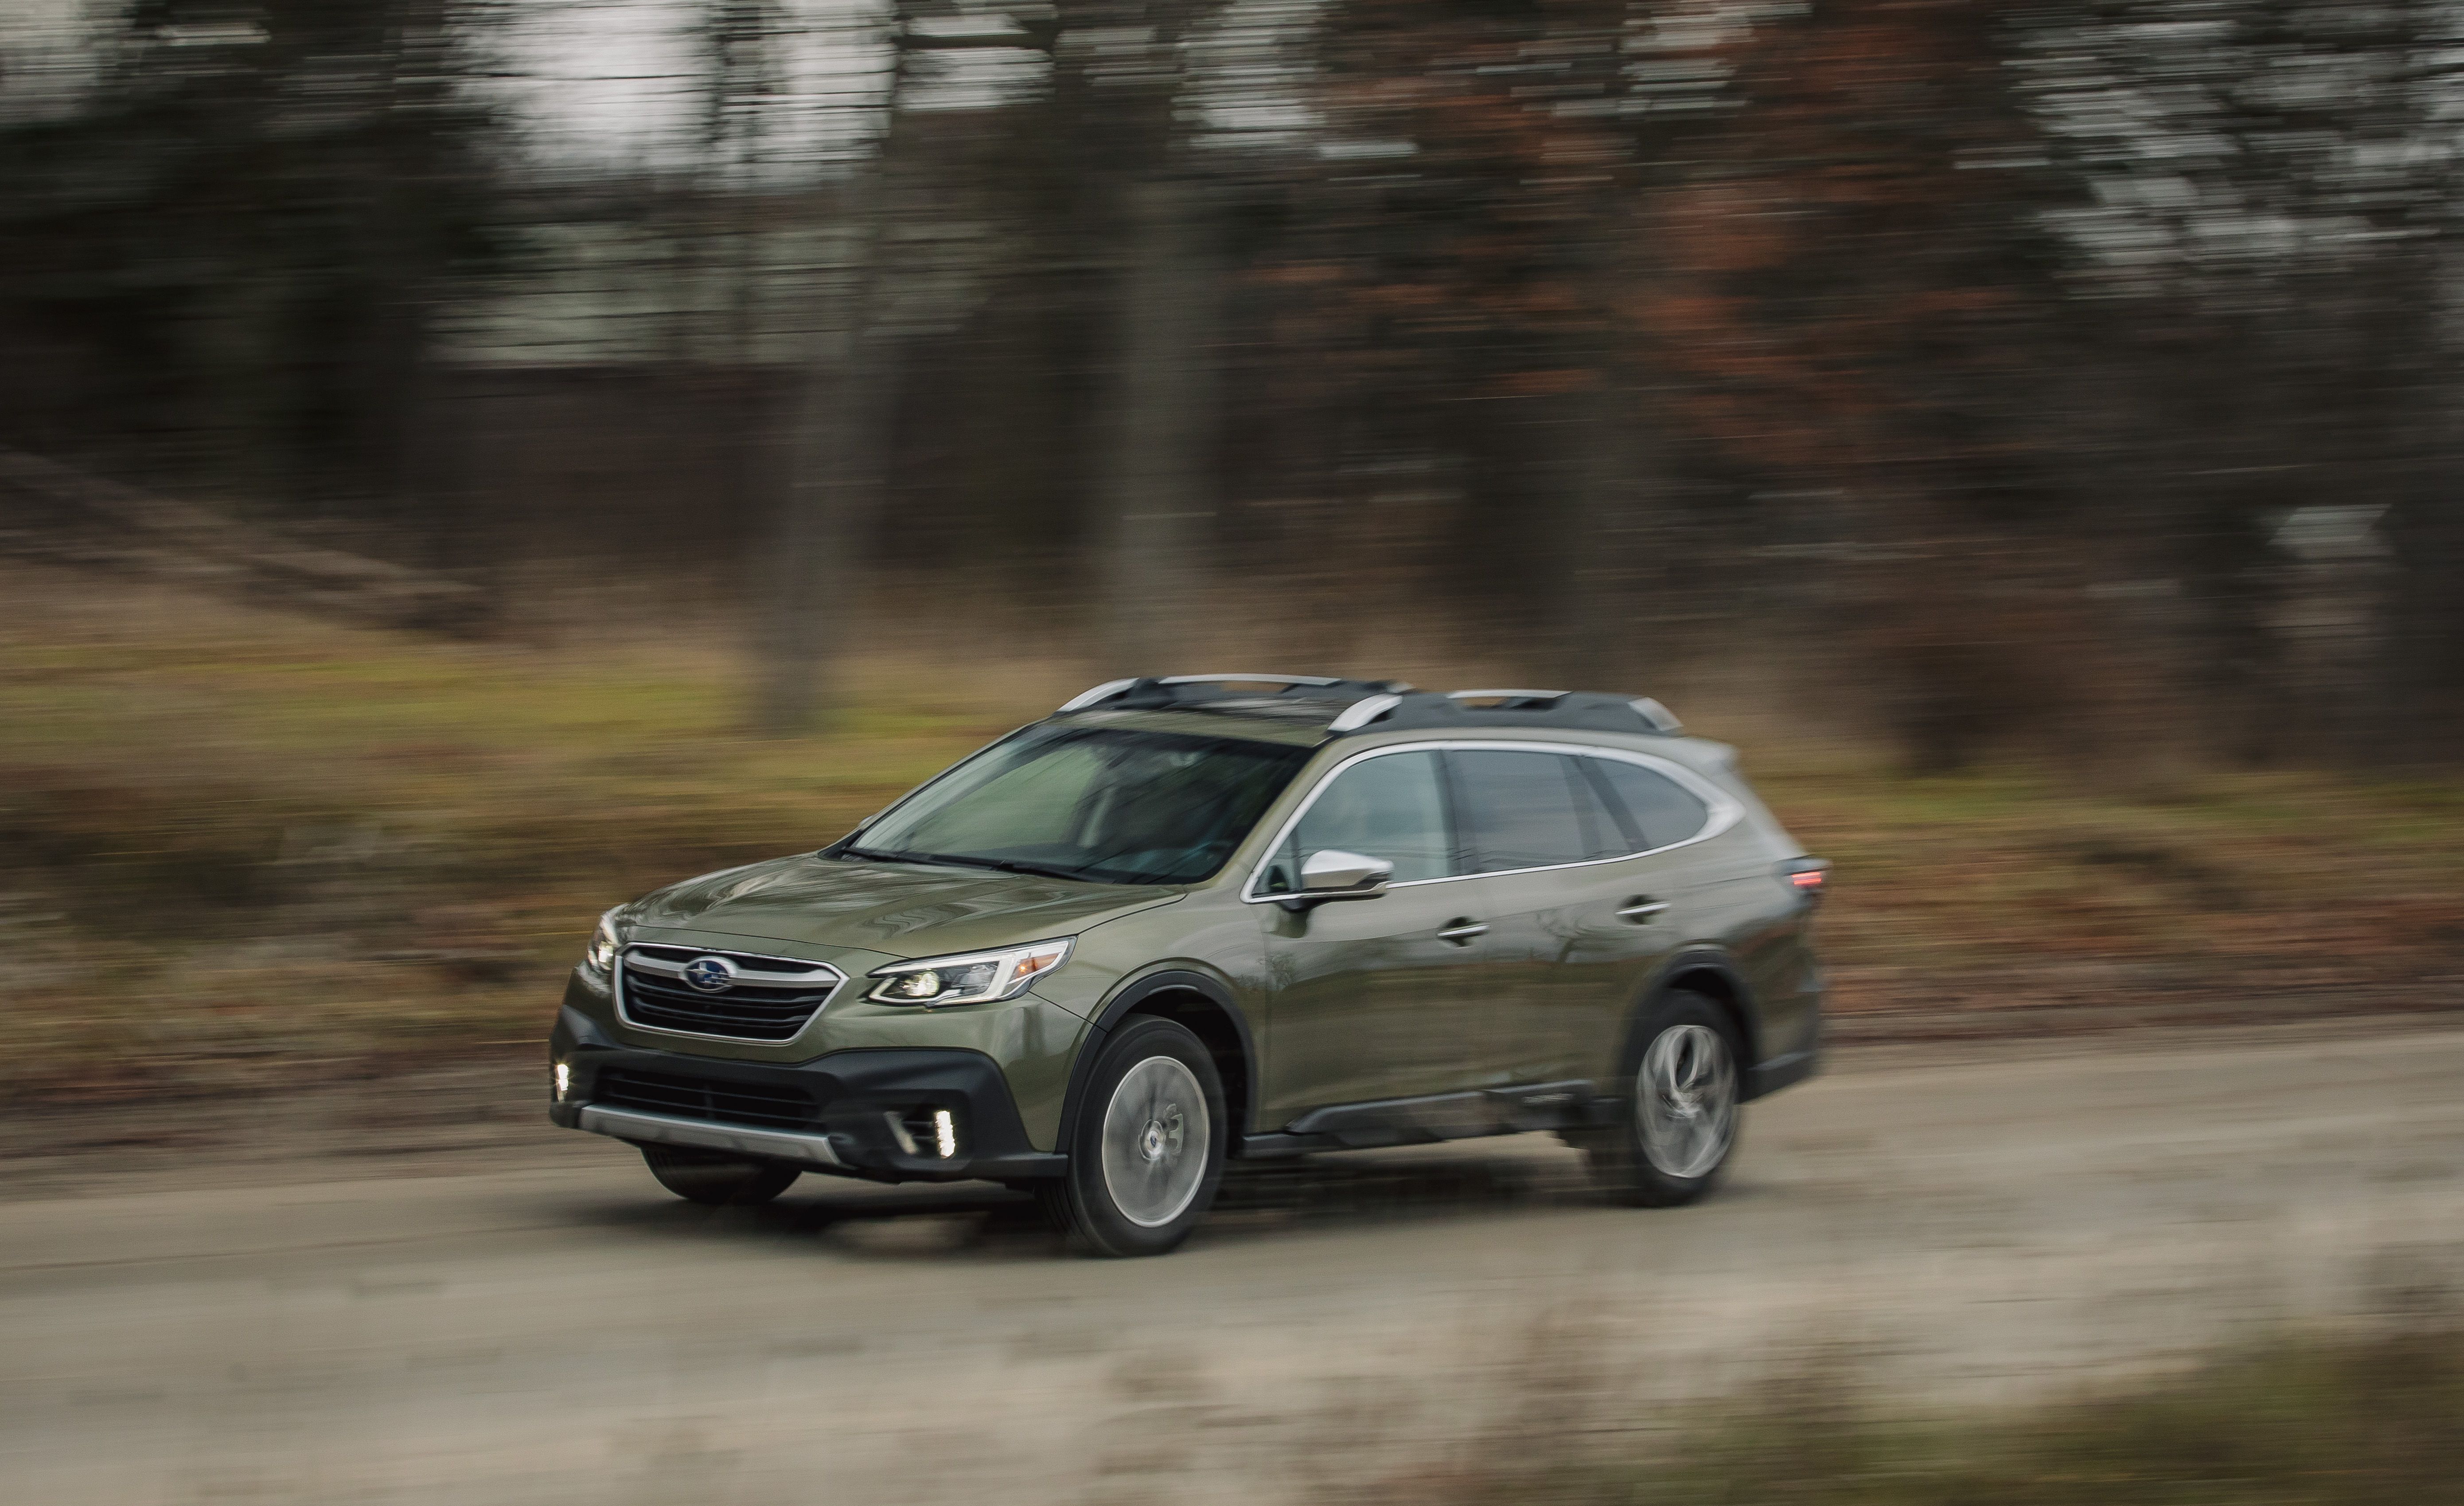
[1238,1131,1333,1159]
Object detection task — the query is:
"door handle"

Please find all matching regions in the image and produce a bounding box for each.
[1616,898,1669,923]
[1435,919,1489,945]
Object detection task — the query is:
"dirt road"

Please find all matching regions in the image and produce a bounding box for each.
[5,1020,2461,1505]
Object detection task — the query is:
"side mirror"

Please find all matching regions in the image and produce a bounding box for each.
[1299,848,1392,901]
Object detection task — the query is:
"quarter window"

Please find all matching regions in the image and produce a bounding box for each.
[1591,758,1712,852]
[1450,750,1618,874]
[1264,750,1456,892]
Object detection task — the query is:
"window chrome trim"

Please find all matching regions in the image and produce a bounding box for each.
[1240,739,1745,904]
[613,944,847,1045]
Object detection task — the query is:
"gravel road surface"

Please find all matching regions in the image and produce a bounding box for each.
[6,1020,2461,1505]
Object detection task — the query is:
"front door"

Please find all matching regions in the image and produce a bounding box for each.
[1256,748,1483,1121]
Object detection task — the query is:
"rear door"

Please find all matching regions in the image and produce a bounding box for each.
[1441,748,1631,1090]
[1449,747,1726,1091]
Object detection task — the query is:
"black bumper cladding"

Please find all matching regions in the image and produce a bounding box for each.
[549,1007,1063,1183]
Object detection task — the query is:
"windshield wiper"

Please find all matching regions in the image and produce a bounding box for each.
[838,845,938,866]
[842,848,1092,883]
[969,857,1097,882]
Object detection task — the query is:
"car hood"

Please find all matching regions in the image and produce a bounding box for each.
[624,853,1184,959]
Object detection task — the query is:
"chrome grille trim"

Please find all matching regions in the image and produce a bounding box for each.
[613,944,846,1044]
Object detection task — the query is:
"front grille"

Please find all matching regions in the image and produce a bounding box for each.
[596,1068,818,1131]
[616,944,842,1042]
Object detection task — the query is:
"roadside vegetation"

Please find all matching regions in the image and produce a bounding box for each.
[1326,1325,2464,1506]
[5,564,2461,1104]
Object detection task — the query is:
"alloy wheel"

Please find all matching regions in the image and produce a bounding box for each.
[1637,1022,1737,1179]
[1099,1055,1211,1228]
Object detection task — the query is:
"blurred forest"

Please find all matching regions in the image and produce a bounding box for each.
[3,0,2461,769]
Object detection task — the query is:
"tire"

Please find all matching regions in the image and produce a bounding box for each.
[1587,990,1743,1207]
[640,1145,801,1207]
[1039,1017,1228,1257]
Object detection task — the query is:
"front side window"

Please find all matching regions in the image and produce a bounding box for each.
[851,726,1311,885]
[1451,749,1619,874]
[1261,749,1454,893]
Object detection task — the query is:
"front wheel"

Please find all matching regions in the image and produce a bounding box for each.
[1039,1017,1228,1257]
[640,1145,800,1206]
[1587,991,1742,1207]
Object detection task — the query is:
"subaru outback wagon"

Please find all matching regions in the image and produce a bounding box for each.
[549,675,1826,1256]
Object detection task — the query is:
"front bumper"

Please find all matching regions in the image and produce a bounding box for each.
[549,1006,1065,1183]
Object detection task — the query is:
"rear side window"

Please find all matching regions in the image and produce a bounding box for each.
[1591,757,1712,852]
[1450,750,1619,874]
[1264,749,1455,891]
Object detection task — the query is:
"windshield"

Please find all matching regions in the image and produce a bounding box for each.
[844,725,1313,886]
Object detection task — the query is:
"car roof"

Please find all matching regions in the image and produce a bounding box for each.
[1054,706,1335,748]
[1045,676,1688,747]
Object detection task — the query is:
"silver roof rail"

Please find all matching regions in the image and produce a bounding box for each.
[1159,673,1345,688]
[1054,674,1415,718]
[1052,678,1676,735]
[1447,689,1568,702]
[1452,688,1684,733]
[1057,678,1141,713]
[1326,694,1404,733]
[1629,697,1683,733]
[1325,687,1686,737]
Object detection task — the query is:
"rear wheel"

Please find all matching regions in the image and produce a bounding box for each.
[1040,1017,1228,1257]
[1587,991,1742,1206]
[640,1145,800,1206]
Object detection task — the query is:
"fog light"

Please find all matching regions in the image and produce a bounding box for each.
[553,1061,571,1102]
[933,1108,957,1159]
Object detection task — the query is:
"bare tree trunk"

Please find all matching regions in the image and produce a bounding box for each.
[703,2,783,599]
[759,179,895,733]
[755,6,908,734]
[1542,366,1664,690]
[1096,174,1222,673]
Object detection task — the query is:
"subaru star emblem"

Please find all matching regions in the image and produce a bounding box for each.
[680,955,737,993]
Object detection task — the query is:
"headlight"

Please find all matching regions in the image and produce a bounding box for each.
[866,938,1073,1008]
[584,909,623,976]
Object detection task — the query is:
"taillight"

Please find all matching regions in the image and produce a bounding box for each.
[1781,858,1829,897]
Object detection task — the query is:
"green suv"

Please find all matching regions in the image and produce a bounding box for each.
[548,676,1826,1256]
